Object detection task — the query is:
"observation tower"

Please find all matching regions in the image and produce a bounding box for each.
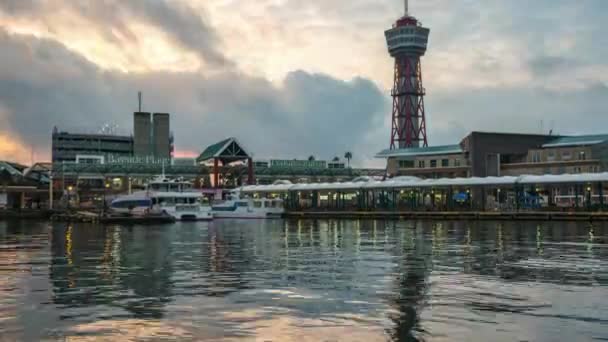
[385,0,430,149]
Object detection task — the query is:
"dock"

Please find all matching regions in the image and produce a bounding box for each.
[285,211,608,221]
[48,211,175,224]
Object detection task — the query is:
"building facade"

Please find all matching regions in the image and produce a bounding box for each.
[378,132,608,178]
[378,144,469,178]
[52,127,134,163]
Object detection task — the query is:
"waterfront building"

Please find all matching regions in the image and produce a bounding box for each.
[0,161,51,209]
[51,127,133,163]
[377,132,608,178]
[242,173,608,212]
[253,158,365,185]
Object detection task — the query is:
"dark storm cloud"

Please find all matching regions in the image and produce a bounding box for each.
[0,30,387,161]
[0,0,230,67]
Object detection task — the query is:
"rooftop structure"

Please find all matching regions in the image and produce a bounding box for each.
[376,144,462,158]
[133,112,152,156]
[542,134,608,148]
[153,113,171,159]
[197,138,254,188]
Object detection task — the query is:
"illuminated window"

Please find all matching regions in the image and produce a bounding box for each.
[578,151,586,160]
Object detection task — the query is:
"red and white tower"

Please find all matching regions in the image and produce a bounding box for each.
[385,0,430,149]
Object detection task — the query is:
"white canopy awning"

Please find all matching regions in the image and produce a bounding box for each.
[240,173,608,193]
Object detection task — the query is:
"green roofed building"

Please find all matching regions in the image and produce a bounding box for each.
[197,137,253,188]
[377,131,608,179]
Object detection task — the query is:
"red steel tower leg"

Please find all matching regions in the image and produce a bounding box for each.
[390,57,428,149]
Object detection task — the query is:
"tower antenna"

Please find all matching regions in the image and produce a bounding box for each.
[138,91,142,112]
[404,0,409,16]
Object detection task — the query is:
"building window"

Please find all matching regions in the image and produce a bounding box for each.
[430,160,437,168]
[398,160,414,169]
[454,159,461,167]
[441,159,449,167]
[418,160,425,168]
[547,151,556,162]
[578,151,586,160]
[562,151,572,160]
[530,151,541,163]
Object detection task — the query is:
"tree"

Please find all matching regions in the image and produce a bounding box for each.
[344,152,353,168]
[308,155,316,161]
[332,156,340,162]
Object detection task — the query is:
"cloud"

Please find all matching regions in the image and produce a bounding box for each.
[0,30,388,164]
[0,0,230,70]
[0,0,607,166]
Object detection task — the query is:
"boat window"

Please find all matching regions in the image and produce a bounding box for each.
[112,199,151,209]
[236,202,248,207]
[253,201,262,208]
[158,184,169,192]
[176,197,187,204]
[169,184,180,192]
[159,197,174,206]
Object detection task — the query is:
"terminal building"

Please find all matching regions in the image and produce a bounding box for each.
[377,132,608,179]
[51,127,133,163]
[52,112,173,163]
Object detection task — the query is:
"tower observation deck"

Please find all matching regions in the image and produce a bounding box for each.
[385,0,430,149]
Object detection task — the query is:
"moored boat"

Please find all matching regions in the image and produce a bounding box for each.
[212,191,284,219]
[110,176,213,221]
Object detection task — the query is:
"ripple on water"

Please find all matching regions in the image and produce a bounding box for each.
[0,220,607,341]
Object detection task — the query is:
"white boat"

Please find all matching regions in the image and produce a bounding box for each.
[212,190,284,219]
[110,177,213,221]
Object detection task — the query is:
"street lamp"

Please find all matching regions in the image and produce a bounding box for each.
[103,182,110,214]
[66,185,73,210]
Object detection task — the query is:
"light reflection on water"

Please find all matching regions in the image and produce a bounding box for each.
[0,220,607,341]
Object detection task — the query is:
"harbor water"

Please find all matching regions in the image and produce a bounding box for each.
[0,219,607,341]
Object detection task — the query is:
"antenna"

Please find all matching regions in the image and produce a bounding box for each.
[404,0,409,16]
[138,91,142,112]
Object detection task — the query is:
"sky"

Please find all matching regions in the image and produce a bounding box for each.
[0,0,606,166]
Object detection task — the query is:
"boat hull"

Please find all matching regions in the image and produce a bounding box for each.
[212,212,283,219]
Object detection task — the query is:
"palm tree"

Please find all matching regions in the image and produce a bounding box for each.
[308,155,316,161]
[344,152,353,168]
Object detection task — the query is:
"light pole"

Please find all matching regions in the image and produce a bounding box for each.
[67,185,73,211]
[103,182,110,215]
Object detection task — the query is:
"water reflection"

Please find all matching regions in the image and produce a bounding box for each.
[0,219,606,341]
